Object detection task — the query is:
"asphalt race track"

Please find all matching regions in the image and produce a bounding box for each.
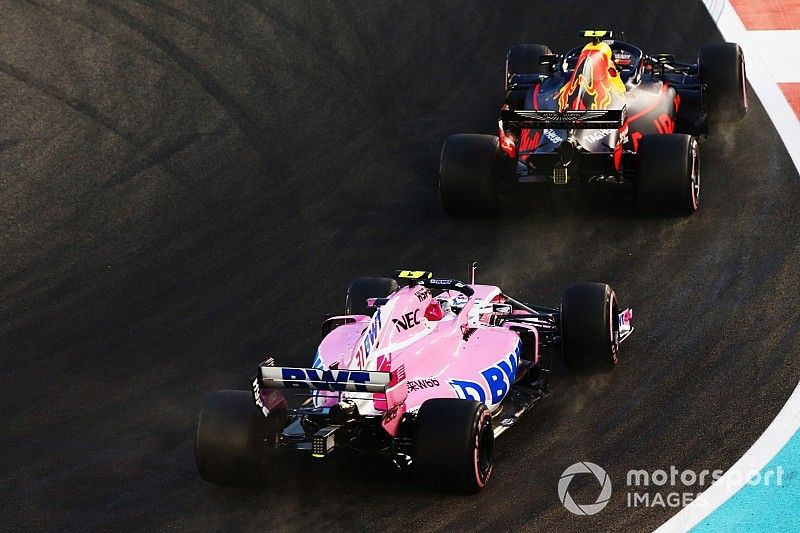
[2,1,799,530]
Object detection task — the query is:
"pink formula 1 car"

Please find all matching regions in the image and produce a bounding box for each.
[195,270,633,492]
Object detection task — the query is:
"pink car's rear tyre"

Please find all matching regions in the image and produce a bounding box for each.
[414,399,494,493]
[194,390,284,486]
[345,277,398,317]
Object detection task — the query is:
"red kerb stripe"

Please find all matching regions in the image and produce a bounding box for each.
[730,0,800,30]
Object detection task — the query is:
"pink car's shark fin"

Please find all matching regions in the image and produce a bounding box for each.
[381,364,408,436]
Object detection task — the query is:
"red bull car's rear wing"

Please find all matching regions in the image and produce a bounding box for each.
[501,107,626,130]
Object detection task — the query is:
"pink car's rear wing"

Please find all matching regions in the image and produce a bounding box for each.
[259,366,391,393]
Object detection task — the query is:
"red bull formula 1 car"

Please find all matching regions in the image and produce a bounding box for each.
[439,30,747,217]
[194,270,633,492]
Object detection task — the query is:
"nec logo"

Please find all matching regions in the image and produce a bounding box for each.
[392,309,420,332]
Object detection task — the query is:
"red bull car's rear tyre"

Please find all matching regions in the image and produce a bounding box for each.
[699,42,747,123]
[195,390,280,486]
[506,43,552,89]
[439,134,500,217]
[561,283,619,374]
[345,277,398,316]
[636,134,699,216]
[415,399,494,493]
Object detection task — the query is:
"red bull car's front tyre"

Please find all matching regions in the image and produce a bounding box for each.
[505,43,552,105]
[506,44,552,84]
[439,134,501,217]
[699,42,747,124]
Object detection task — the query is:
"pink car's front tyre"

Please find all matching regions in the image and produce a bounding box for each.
[561,283,619,374]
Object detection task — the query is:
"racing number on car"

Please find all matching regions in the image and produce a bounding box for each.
[654,113,675,134]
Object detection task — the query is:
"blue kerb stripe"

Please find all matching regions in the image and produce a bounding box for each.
[692,429,800,532]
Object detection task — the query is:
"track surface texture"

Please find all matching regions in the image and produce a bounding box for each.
[2,1,798,531]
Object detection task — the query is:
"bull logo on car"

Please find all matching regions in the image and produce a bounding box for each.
[557,42,626,112]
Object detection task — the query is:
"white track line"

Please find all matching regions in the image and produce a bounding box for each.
[748,30,800,82]
[656,2,800,530]
[700,0,800,170]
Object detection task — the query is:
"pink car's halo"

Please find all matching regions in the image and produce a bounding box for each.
[195,270,633,492]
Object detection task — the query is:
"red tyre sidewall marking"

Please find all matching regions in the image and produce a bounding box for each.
[473,409,493,487]
[691,138,699,210]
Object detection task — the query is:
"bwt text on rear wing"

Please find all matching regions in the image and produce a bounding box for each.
[259,366,391,393]
[501,107,626,130]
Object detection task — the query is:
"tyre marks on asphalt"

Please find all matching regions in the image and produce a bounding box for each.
[0,58,139,144]
[0,139,23,153]
[89,0,267,151]
[21,0,175,71]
